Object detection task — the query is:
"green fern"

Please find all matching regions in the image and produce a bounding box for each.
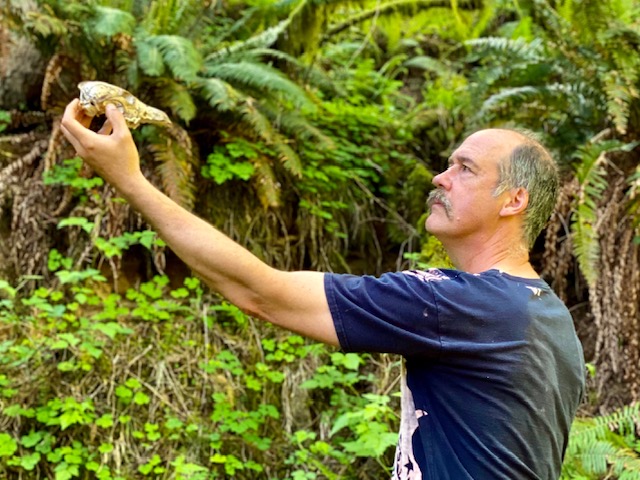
[570,140,637,287]
[597,27,640,135]
[465,36,545,62]
[205,18,292,61]
[147,128,196,210]
[89,6,135,37]
[143,34,202,81]
[403,56,451,75]
[222,47,344,97]
[155,78,197,124]
[134,36,166,76]
[479,85,544,113]
[237,101,303,177]
[562,403,640,479]
[271,108,333,147]
[475,81,602,133]
[571,140,617,288]
[204,62,312,110]
[24,10,68,38]
[196,78,240,112]
[603,71,634,135]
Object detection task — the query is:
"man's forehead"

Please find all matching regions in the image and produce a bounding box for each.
[452,129,523,163]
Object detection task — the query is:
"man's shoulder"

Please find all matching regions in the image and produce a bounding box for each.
[399,268,459,283]
[397,268,550,295]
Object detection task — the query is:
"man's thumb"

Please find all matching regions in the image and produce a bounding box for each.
[105,103,128,132]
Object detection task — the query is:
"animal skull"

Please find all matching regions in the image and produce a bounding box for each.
[77,81,172,129]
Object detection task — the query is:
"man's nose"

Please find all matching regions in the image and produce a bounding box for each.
[432,169,451,190]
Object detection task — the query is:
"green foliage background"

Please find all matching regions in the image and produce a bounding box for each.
[1,0,639,478]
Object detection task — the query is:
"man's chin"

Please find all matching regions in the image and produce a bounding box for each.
[424,216,440,235]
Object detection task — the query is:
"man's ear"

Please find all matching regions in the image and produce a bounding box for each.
[499,187,529,217]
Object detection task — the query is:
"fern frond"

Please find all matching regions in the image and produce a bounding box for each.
[251,47,345,96]
[271,108,334,148]
[570,139,633,287]
[148,135,195,210]
[602,70,635,135]
[227,47,295,64]
[155,79,196,124]
[238,101,303,177]
[134,35,166,76]
[238,99,277,145]
[146,34,202,81]
[564,404,640,478]
[480,85,543,112]
[403,56,452,75]
[271,136,302,178]
[479,82,599,118]
[215,46,341,96]
[205,18,291,62]
[205,62,312,109]
[465,36,544,62]
[89,6,135,38]
[545,82,601,113]
[588,12,640,135]
[571,203,599,289]
[196,78,240,112]
[23,10,68,38]
[41,52,64,110]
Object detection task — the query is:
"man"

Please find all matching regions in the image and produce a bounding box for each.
[61,100,585,479]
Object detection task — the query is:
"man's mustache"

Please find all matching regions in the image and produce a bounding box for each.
[427,189,453,218]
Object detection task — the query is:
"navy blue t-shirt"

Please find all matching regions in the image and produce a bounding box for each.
[324,268,585,480]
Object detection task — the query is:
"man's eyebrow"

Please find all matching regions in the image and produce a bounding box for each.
[448,155,479,168]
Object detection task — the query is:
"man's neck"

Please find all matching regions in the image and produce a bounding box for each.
[445,236,539,279]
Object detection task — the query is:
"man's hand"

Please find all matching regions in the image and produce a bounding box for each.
[60,99,144,196]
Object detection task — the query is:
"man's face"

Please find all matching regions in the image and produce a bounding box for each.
[425,130,520,242]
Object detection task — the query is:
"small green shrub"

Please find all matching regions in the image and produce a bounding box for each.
[0,253,401,479]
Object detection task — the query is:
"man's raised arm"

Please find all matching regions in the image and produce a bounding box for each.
[60,100,339,346]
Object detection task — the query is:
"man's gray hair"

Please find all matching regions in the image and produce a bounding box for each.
[492,130,559,249]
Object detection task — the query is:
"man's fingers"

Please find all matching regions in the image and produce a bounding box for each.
[60,124,84,157]
[97,118,113,136]
[61,99,92,141]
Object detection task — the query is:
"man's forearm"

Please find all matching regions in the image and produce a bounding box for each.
[115,176,339,345]
[119,175,274,313]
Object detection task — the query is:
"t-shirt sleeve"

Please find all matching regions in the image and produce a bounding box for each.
[324,271,443,356]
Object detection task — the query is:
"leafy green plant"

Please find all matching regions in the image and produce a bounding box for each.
[330,393,398,458]
[43,158,104,193]
[202,143,256,185]
[562,403,640,479]
[570,139,639,287]
[1,254,403,478]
